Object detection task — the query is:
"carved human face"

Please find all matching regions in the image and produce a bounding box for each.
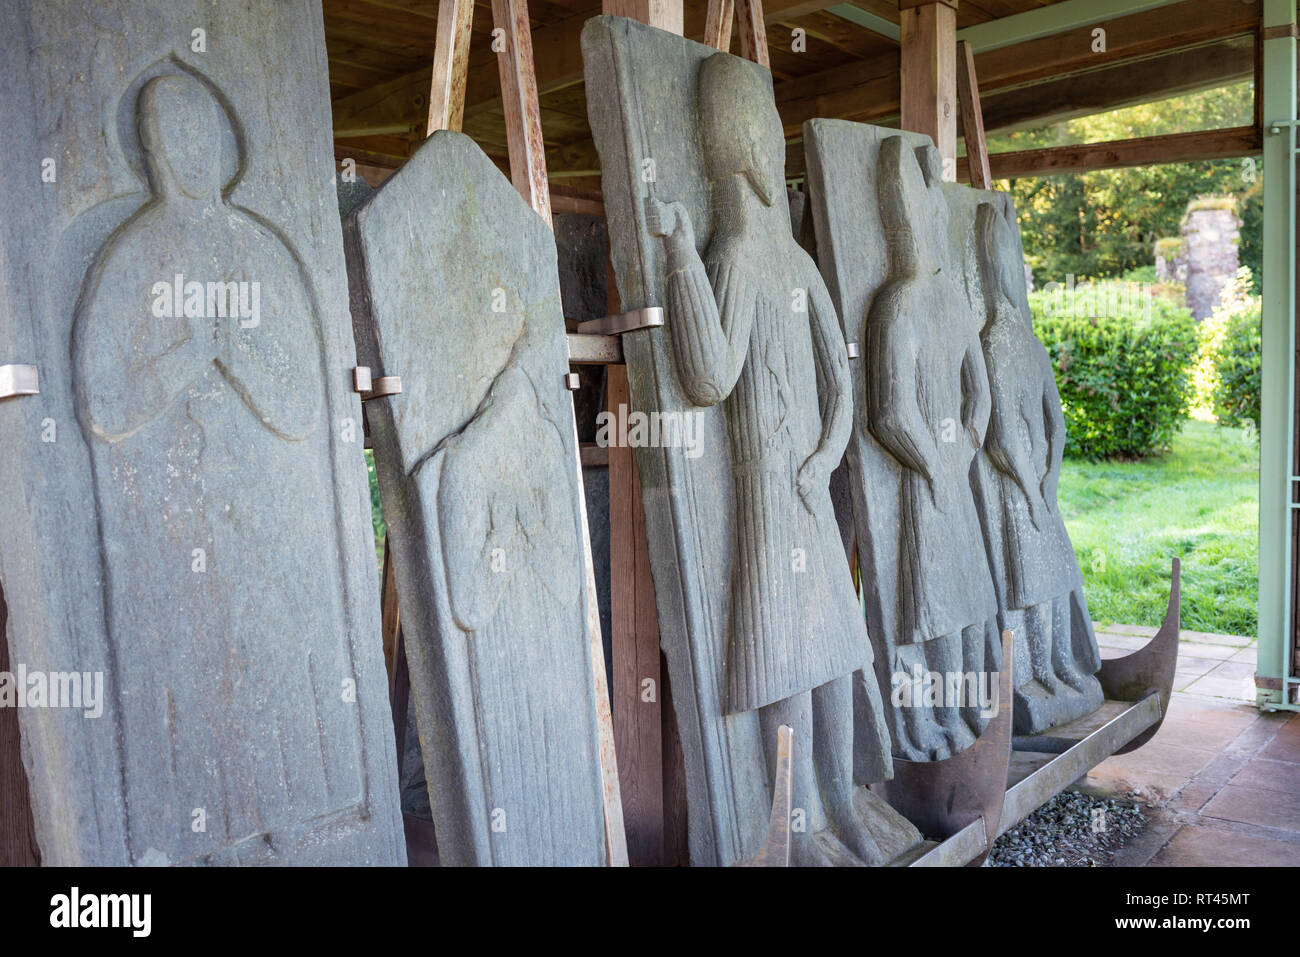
[139,75,225,200]
[698,53,785,206]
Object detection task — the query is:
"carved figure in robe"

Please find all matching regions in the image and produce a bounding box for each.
[863,137,999,761]
[72,72,359,861]
[418,313,608,865]
[972,202,1102,733]
[645,53,892,865]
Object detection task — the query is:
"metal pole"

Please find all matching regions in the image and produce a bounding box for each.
[1258,0,1298,710]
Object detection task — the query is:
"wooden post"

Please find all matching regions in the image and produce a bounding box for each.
[956,38,991,189]
[705,0,734,51]
[492,0,554,227]
[426,0,476,135]
[900,0,958,180]
[737,0,770,68]
[604,361,665,865]
[0,589,39,865]
[602,0,684,35]
[599,0,684,867]
[489,0,626,864]
[380,542,403,692]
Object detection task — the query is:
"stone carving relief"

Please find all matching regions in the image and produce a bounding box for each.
[971,199,1103,733]
[345,131,613,866]
[585,18,920,866]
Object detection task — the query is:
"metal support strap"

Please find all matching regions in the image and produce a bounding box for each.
[353,366,403,401]
[576,306,664,336]
[0,364,38,400]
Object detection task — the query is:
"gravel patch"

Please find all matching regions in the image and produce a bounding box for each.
[989,791,1148,867]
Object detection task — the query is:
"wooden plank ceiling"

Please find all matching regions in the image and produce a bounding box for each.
[325,0,1259,184]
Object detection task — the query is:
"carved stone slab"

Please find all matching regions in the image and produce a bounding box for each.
[0,1,404,864]
[585,16,919,866]
[962,192,1103,734]
[806,119,1101,744]
[805,119,1002,763]
[344,131,613,866]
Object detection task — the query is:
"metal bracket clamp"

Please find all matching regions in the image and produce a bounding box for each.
[576,306,664,336]
[0,364,39,400]
[353,366,402,401]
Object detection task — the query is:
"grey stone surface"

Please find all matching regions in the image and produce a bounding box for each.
[0,0,403,865]
[554,214,613,663]
[967,196,1102,733]
[336,175,374,219]
[805,120,1001,762]
[344,130,610,866]
[583,464,614,692]
[584,16,917,866]
[1182,205,1240,320]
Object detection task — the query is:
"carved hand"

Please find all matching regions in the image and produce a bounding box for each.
[796,452,828,513]
[645,198,693,243]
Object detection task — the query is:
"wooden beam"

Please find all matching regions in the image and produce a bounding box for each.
[972,0,1259,92]
[971,37,1255,138]
[738,0,771,66]
[381,541,402,691]
[705,0,735,50]
[425,0,476,134]
[956,38,989,189]
[772,0,1260,139]
[605,362,665,866]
[551,183,606,216]
[957,124,1262,180]
[900,1,958,177]
[331,0,837,139]
[958,0,1185,53]
[492,0,553,226]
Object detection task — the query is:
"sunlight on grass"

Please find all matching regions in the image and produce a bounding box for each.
[1059,418,1258,637]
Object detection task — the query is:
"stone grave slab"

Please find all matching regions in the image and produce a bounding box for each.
[0,0,404,865]
[584,15,919,866]
[805,120,1003,763]
[805,119,1100,744]
[344,130,615,866]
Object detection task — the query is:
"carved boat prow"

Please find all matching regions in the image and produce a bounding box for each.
[880,628,1016,867]
[1096,557,1182,754]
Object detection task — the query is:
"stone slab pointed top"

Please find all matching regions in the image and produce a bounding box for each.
[0,0,404,865]
[344,130,615,866]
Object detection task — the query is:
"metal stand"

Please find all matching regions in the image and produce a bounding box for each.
[877,559,1182,865]
[882,629,1015,867]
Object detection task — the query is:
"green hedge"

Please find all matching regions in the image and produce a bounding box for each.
[1195,270,1262,431]
[1214,307,1262,429]
[1030,284,1198,459]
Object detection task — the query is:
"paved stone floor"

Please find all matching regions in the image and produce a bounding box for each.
[1080,627,1300,865]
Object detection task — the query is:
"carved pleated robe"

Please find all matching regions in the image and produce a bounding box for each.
[664,244,869,714]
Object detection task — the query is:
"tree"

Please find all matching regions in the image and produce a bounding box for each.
[989,82,1261,291]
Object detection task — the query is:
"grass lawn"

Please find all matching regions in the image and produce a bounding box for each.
[1058,417,1259,637]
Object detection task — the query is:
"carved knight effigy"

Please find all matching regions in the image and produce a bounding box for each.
[344,131,617,866]
[0,0,403,864]
[969,197,1103,733]
[807,118,1107,751]
[585,15,922,866]
[805,122,1002,763]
